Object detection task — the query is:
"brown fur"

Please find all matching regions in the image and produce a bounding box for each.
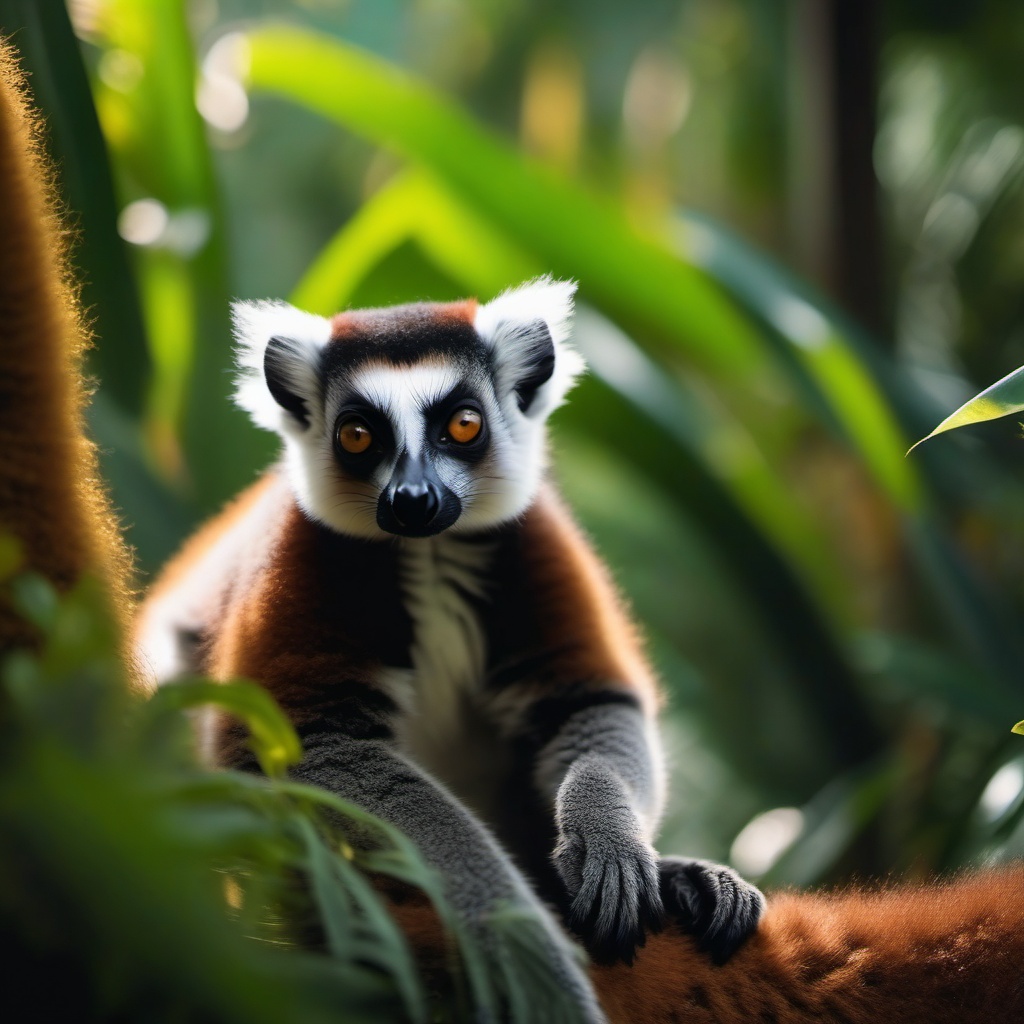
[330,297,479,339]
[510,484,660,713]
[592,866,1024,1023]
[388,867,1024,1023]
[0,40,134,664]
[140,472,659,746]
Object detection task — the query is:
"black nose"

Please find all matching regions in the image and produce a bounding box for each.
[392,480,441,529]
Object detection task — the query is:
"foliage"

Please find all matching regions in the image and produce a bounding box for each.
[0,549,591,1021]
[4,0,1024,1012]
[912,364,1024,449]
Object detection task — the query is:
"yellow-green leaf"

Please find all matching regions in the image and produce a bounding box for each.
[910,365,1024,452]
[151,679,302,777]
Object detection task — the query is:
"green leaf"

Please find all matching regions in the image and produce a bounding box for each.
[487,906,591,1024]
[854,630,1021,730]
[0,0,152,416]
[910,364,1024,451]
[761,762,892,887]
[150,680,302,777]
[1013,720,1024,736]
[83,0,266,511]
[9,573,59,632]
[295,817,428,1024]
[567,341,881,770]
[676,213,921,510]
[292,170,537,316]
[245,26,769,378]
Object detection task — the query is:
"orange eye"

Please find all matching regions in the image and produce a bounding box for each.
[447,408,482,444]
[338,419,373,454]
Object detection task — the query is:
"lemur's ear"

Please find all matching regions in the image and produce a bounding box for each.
[474,277,585,418]
[232,300,331,435]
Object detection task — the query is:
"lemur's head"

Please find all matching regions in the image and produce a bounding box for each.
[233,277,584,540]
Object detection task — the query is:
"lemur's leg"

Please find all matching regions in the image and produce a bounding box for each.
[536,699,762,964]
[292,718,606,1024]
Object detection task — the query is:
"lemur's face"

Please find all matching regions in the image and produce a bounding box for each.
[233,278,584,540]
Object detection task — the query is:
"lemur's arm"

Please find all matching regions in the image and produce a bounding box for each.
[505,490,763,964]
[534,697,664,963]
[291,703,606,1024]
[196,507,606,1022]
[534,698,763,965]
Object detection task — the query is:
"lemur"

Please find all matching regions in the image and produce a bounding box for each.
[2,35,1021,1018]
[134,278,765,1017]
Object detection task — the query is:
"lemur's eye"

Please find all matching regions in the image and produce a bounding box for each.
[447,408,482,444]
[338,419,373,454]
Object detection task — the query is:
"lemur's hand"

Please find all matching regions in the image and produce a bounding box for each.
[554,798,664,964]
[658,856,765,964]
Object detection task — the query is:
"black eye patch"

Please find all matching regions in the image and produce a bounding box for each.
[332,402,394,477]
[423,386,490,463]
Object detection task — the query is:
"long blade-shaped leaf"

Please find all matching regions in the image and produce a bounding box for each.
[150,680,302,777]
[910,365,1024,451]
[676,213,921,510]
[244,26,768,379]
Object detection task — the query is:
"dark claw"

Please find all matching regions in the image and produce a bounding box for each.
[659,856,765,964]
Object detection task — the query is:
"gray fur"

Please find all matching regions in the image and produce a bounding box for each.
[659,856,767,964]
[537,704,664,963]
[293,734,606,1023]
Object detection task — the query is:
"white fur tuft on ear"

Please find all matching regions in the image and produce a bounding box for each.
[232,300,332,435]
[474,276,586,419]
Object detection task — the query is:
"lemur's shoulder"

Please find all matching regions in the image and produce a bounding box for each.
[133,469,292,689]
[511,484,661,712]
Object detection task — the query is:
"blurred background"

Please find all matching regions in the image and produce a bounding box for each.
[9,0,1024,887]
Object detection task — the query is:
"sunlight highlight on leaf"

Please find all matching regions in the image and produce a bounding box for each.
[150,679,302,777]
[244,25,768,377]
[910,364,1024,452]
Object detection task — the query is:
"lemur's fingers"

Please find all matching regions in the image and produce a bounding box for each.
[658,856,765,964]
[556,829,663,965]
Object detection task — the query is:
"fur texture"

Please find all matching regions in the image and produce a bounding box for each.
[2,35,1019,1024]
[136,283,762,1015]
[0,40,134,667]
[592,865,1024,1023]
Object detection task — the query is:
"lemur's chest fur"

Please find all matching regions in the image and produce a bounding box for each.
[389,535,509,813]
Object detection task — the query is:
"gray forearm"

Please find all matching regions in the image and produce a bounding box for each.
[293,736,530,910]
[535,702,664,834]
[292,736,606,1021]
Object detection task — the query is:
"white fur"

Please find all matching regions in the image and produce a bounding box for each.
[349,361,464,463]
[473,276,586,422]
[231,279,586,539]
[396,536,492,745]
[232,300,332,435]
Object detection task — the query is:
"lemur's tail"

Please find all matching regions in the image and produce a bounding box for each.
[0,39,135,660]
